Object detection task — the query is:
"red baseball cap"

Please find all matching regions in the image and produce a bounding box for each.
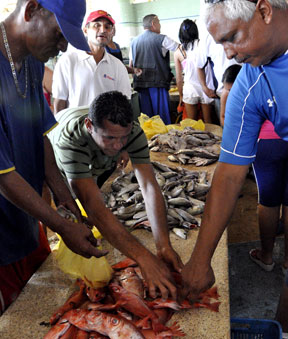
[85,10,115,26]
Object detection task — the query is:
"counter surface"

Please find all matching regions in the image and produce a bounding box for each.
[0,124,230,339]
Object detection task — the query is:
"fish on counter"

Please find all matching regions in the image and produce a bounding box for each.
[148,127,221,166]
[102,162,210,240]
[44,258,220,338]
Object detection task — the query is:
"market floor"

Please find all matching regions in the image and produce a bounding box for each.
[227,176,285,321]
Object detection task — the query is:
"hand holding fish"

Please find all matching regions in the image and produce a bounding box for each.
[179,255,215,304]
[137,253,177,301]
[156,245,184,273]
[59,221,109,259]
[117,150,129,170]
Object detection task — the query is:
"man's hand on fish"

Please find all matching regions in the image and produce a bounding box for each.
[138,253,177,301]
[179,255,215,304]
[157,245,183,273]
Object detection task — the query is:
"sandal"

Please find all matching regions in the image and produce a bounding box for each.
[249,249,275,272]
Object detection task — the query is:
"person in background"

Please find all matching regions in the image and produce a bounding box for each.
[49,91,183,300]
[105,25,142,76]
[130,14,179,125]
[52,10,131,114]
[105,25,123,61]
[220,64,242,126]
[179,0,288,311]
[0,0,107,315]
[196,30,239,123]
[174,19,214,122]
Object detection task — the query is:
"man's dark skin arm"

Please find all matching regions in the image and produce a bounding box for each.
[53,98,68,114]
[0,136,107,259]
[133,163,183,272]
[180,162,249,302]
[69,176,178,300]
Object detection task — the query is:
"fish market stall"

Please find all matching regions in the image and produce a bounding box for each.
[0,124,230,338]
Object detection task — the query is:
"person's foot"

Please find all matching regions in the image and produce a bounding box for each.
[249,248,275,271]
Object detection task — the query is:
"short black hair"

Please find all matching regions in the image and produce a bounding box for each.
[88,91,133,129]
[178,19,199,51]
[143,14,157,29]
[222,64,242,84]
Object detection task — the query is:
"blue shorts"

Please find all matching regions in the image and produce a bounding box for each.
[252,139,288,207]
[138,87,171,125]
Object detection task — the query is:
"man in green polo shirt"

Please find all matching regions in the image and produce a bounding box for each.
[49,90,182,300]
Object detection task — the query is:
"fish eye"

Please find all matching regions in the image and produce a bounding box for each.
[111,318,119,325]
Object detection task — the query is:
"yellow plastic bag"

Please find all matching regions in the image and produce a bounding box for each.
[180,118,205,131]
[138,113,168,139]
[54,201,113,288]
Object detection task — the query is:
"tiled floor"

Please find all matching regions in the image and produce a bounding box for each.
[227,176,285,322]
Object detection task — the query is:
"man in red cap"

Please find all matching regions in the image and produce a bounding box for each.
[0,0,107,315]
[53,10,132,114]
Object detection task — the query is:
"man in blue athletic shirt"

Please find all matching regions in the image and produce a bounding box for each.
[179,0,288,309]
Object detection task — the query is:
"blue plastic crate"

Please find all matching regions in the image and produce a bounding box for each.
[231,318,282,339]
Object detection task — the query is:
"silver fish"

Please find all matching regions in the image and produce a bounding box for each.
[168,197,192,207]
[172,228,187,240]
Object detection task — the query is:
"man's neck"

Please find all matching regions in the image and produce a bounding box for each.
[0,17,28,70]
[88,44,105,64]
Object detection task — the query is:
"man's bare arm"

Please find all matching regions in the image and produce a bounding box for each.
[70,176,177,299]
[53,98,68,114]
[181,162,249,301]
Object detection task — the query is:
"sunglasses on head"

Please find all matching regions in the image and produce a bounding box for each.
[204,0,257,4]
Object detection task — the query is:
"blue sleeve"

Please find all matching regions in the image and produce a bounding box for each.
[220,66,266,165]
[0,120,15,173]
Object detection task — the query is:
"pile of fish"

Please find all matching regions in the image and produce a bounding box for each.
[103,162,210,240]
[44,258,220,338]
[148,127,221,166]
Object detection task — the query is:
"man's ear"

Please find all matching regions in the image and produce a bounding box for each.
[24,0,40,22]
[256,0,273,24]
[84,117,93,134]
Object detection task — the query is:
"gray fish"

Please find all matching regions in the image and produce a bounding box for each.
[168,155,178,162]
[168,208,183,222]
[172,228,187,240]
[175,208,199,223]
[170,186,184,198]
[117,183,139,197]
[126,191,143,204]
[168,197,191,207]
[107,193,116,208]
[133,210,147,220]
[152,161,174,173]
[150,146,160,152]
[125,216,148,227]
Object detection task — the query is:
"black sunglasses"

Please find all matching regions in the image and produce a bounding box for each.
[205,0,257,3]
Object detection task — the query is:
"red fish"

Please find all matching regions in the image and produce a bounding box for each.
[109,283,167,332]
[44,320,71,339]
[146,299,181,311]
[111,258,137,270]
[64,309,145,339]
[141,322,185,338]
[50,280,87,325]
[85,286,106,303]
[119,267,145,298]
